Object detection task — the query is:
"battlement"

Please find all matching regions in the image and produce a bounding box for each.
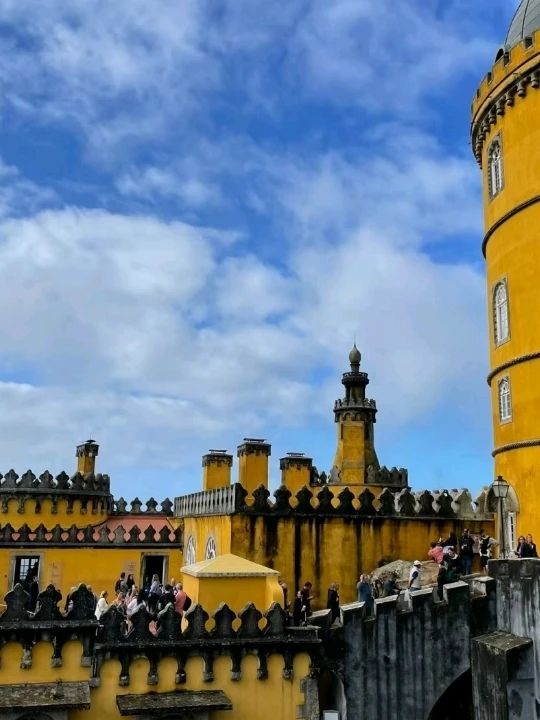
[112,496,173,515]
[341,575,496,720]
[0,469,111,497]
[0,521,182,546]
[342,575,494,627]
[471,34,540,166]
[0,583,319,686]
[174,482,492,520]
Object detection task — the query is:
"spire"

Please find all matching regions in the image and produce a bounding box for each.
[349,343,361,371]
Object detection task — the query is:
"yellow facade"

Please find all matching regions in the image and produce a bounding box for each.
[472,24,540,538]
[229,513,488,606]
[0,644,311,720]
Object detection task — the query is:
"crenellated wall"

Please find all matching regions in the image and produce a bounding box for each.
[0,582,317,720]
[341,576,496,720]
[176,482,494,606]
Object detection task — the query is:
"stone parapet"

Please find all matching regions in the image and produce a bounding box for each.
[175,483,493,520]
[341,577,496,720]
[0,522,182,546]
[111,497,173,515]
[0,583,319,687]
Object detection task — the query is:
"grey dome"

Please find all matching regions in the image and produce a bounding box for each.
[505,0,540,48]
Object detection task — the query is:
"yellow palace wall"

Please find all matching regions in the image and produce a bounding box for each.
[0,546,183,605]
[473,32,540,538]
[0,640,311,720]
[230,514,491,605]
[183,515,232,562]
[0,496,109,528]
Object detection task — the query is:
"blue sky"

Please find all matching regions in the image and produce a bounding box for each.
[0,0,520,500]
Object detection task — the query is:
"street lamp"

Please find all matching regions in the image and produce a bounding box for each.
[492,475,510,558]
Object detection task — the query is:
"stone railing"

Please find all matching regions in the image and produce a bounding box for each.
[0,522,182,546]
[0,583,319,687]
[175,483,493,520]
[175,483,247,517]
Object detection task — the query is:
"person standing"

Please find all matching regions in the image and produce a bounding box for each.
[327,582,340,623]
[383,573,400,597]
[437,561,449,601]
[516,535,531,557]
[95,591,109,620]
[527,534,538,558]
[459,529,474,575]
[408,561,423,591]
[356,575,374,615]
[479,532,497,571]
[300,581,314,620]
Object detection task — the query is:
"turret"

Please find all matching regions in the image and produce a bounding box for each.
[471,0,540,538]
[331,346,379,486]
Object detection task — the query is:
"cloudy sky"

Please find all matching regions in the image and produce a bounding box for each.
[0,0,519,499]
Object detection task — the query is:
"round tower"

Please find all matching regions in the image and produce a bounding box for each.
[472,0,540,536]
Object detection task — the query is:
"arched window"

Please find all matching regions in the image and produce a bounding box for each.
[493,280,509,344]
[185,535,196,565]
[488,137,504,198]
[498,377,512,422]
[205,536,217,560]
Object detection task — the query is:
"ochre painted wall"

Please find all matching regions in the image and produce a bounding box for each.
[183,515,232,563]
[0,546,182,605]
[231,514,492,606]
[0,640,311,720]
[181,574,282,615]
[1,496,109,528]
[473,35,540,538]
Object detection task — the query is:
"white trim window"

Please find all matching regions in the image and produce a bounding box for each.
[493,280,510,345]
[498,376,512,423]
[205,536,217,560]
[185,535,196,565]
[488,137,504,198]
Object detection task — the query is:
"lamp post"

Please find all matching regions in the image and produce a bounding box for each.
[492,475,510,558]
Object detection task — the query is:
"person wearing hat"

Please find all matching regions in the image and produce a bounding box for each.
[408,561,423,591]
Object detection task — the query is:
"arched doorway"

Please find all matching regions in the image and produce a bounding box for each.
[428,670,473,720]
[318,669,346,720]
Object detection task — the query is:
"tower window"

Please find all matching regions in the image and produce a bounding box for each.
[493,279,510,345]
[498,377,512,423]
[488,137,504,198]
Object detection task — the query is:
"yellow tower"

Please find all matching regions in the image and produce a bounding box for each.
[331,345,379,486]
[472,1,540,537]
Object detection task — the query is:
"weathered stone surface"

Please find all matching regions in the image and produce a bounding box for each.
[116,690,232,715]
[0,681,90,711]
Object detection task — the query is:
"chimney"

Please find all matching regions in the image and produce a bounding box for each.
[202,450,233,491]
[76,439,99,475]
[280,453,313,493]
[237,438,271,494]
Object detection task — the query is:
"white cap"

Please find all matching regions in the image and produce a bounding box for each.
[413,560,422,567]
